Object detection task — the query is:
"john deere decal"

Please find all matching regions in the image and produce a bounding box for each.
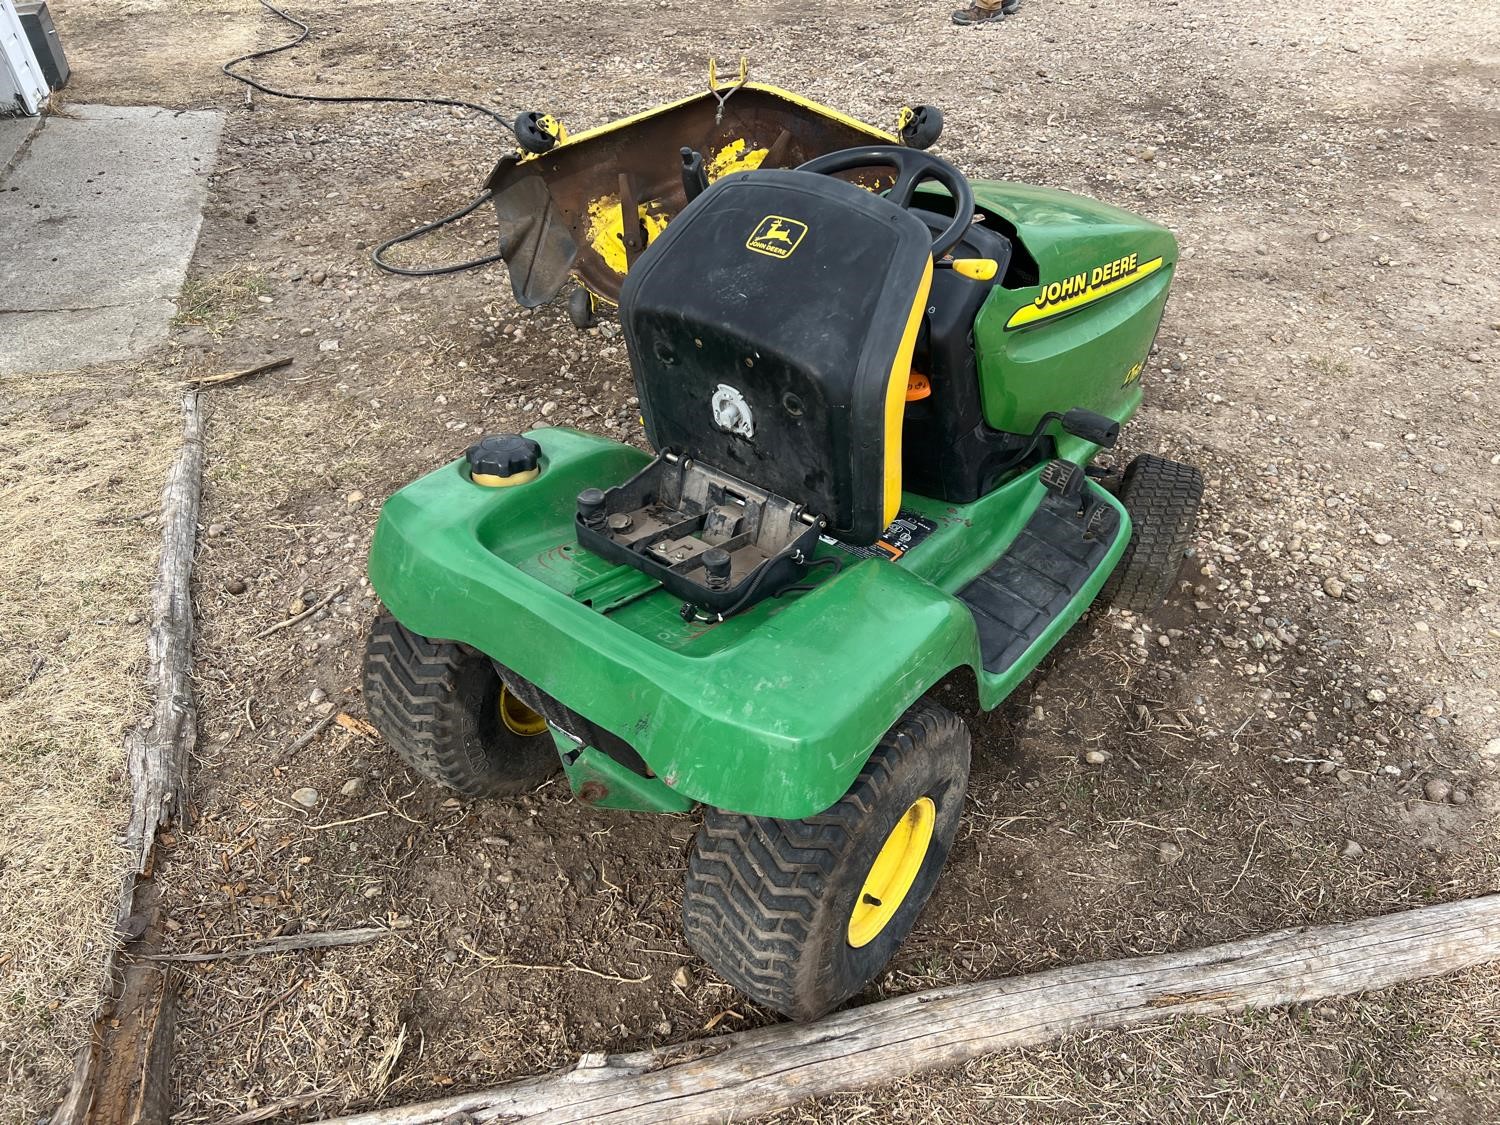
[1006,253,1165,329]
[746,215,808,259]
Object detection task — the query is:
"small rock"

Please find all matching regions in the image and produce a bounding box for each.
[1084,749,1109,765]
[672,966,693,990]
[1431,463,1448,476]
[290,787,319,808]
[287,596,307,615]
[1423,779,1452,803]
[1451,789,1470,805]
[225,577,247,595]
[540,400,558,417]
[1340,839,1364,858]
[310,270,327,285]
[1323,577,1346,599]
[1315,230,1333,243]
[1481,738,1500,759]
[1367,688,1388,704]
[654,1019,673,1036]
[308,687,328,705]
[362,884,382,899]
[318,339,340,353]
[1371,532,1392,546]
[340,778,364,797]
[207,522,227,537]
[346,489,365,506]
[1156,839,1184,865]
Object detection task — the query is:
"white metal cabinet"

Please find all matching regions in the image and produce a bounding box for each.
[1,0,47,115]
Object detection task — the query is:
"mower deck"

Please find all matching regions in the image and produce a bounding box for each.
[368,427,1129,819]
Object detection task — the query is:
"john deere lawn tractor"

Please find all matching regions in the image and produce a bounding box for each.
[361,86,1202,1021]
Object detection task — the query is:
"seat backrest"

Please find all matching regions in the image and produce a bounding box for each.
[618,169,933,544]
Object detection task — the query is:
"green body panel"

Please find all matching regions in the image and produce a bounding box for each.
[964,181,1178,436]
[554,733,695,813]
[368,427,1131,819]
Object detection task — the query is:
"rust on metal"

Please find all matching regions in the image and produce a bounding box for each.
[486,84,896,308]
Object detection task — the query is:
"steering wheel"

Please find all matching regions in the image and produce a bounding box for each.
[794,145,976,258]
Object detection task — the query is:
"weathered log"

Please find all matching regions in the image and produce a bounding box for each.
[124,390,202,875]
[52,392,203,1125]
[319,894,1500,1125]
[144,926,395,963]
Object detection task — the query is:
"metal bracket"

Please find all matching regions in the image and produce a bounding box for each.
[707,55,749,124]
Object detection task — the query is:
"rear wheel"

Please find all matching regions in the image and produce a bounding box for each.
[362,613,560,798]
[1104,454,1203,613]
[682,698,970,1021]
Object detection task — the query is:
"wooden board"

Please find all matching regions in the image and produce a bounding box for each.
[319,895,1500,1125]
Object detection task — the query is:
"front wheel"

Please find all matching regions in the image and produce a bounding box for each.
[682,698,970,1021]
[362,613,560,798]
[1104,453,1203,613]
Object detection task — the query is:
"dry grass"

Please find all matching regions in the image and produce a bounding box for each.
[0,368,180,1122]
[174,268,269,336]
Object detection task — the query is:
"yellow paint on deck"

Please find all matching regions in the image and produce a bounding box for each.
[587,196,671,276]
[707,137,769,180]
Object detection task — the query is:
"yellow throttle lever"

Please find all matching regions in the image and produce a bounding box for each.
[948,258,999,281]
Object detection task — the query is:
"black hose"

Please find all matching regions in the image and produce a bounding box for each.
[221,0,515,278]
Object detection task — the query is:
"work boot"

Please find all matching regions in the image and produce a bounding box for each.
[951,0,1018,24]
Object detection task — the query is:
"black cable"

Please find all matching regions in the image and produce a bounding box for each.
[222,0,516,278]
[369,190,504,277]
[773,554,845,599]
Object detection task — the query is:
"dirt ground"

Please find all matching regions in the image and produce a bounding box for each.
[7,0,1498,1120]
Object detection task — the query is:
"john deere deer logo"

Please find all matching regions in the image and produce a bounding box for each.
[746,215,808,259]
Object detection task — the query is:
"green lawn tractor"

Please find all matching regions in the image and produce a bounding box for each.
[362,93,1202,1020]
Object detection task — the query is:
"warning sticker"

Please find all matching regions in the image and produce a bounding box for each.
[824,509,939,562]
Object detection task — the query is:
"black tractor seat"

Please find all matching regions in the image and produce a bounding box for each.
[619,168,935,545]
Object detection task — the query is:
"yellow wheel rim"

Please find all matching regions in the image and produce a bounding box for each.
[846,797,936,949]
[498,686,548,737]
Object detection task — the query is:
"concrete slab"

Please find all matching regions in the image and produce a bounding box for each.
[0,104,222,374]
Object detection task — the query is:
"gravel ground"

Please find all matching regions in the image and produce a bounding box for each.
[9,0,1498,1121]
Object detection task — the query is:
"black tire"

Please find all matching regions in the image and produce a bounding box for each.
[567,285,596,329]
[1103,453,1204,613]
[362,613,560,798]
[682,699,970,1021]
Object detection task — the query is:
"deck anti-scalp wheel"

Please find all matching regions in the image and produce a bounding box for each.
[682,698,970,1021]
[1104,453,1204,613]
[362,613,560,798]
